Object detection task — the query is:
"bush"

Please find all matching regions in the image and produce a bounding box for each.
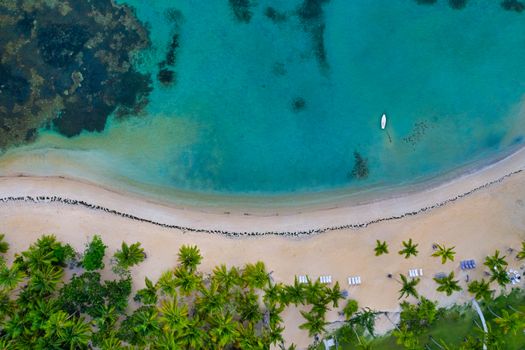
[82,235,106,271]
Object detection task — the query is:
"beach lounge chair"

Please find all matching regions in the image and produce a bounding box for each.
[348,276,362,286]
[319,275,332,284]
[408,268,423,278]
[434,272,447,280]
[460,259,476,270]
[298,275,308,284]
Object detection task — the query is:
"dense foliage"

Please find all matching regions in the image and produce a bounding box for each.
[0,234,345,349]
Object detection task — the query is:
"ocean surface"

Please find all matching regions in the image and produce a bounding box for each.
[2,0,525,202]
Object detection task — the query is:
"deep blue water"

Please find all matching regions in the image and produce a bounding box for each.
[2,0,525,198]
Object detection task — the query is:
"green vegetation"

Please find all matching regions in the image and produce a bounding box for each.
[516,241,525,260]
[82,235,107,271]
[113,241,145,275]
[398,274,420,300]
[374,240,389,256]
[1,234,524,349]
[398,239,419,259]
[433,272,462,296]
[320,289,525,349]
[431,244,456,264]
[0,234,346,349]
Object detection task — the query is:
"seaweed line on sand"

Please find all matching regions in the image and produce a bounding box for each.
[0,169,522,238]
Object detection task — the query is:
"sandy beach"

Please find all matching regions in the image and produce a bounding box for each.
[1,147,525,348]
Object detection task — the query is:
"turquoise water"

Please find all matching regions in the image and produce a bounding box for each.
[2,0,525,198]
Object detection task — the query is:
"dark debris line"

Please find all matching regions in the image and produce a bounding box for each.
[0,169,521,238]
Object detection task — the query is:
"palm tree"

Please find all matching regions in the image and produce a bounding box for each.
[398,274,420,299]
[177,245,202,272]
[0,234,9,254]
[299,310,328,337]
[374,240,389,256]
[209,312,239,348]
[489,267,510,288]
[350,307,379,336]
[342,299,359,320]
[493,309,525,335]
[263,282,284,307]
[467,279,493,301]
[114,242,145,270]
[433,272,462,296]
[484,250,508,271]
[195,282,226,318]
[282,277,306,306]
[156,270,177,296]
[135,277,158,305]
[63,316,92,349]
[393,324,420,349]
[431,244,456,264]
[212,264,241,292]
[304,279,327,305]
[173,266,202,295]
[100,334,123,350]
[242,261,269,290]
[398,239,419,259]
[326,281,343,308]
[236,290,262,324]
[180,317,208,349]
[0,265,25,290]
[158,298,189,333]
[516,241,525,260]
[28,265,64,296]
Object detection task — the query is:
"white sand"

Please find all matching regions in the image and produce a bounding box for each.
[1,148,525,348]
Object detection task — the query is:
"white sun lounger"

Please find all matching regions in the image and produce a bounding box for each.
[297,275,308,284]
[408,268,423,278]
[319,275,332,284]
[348,276,362,286]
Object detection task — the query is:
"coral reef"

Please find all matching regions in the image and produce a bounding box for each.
[291,97,306,112]
[501,0,525,12]
[350,151,369,180]
[296,0,330,70]
[264,6,287,23]
[448,0,469,9]
[0,0,151,149]
[414,0,438,4]
[228,0,255,23]
[157,33,180,86]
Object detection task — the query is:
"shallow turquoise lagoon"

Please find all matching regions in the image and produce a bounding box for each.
[3,0,525,198]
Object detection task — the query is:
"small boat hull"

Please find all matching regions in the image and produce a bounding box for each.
[381,113,387,129]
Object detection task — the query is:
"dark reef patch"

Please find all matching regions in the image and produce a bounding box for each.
[414,0,438,4]
[291,97,306,112]
[0,0,152,149]
[448,0,469,9]
[272,62,287,76]
[165,8,183,24]
[37,24,90,68]
[157,12,183,87]
[350,151,369,180]
[0,64,31,108]
[157,69,175,86]
[296,0,330,70]
[501,0,525,12]
[264,7,287,23]
[228,0,256,23]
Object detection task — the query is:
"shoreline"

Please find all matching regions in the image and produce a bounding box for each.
[0,145,525,235]
[1,150,525,347]
[0,168,523,237]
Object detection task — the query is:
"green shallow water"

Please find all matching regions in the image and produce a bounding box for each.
[2,0,525,199]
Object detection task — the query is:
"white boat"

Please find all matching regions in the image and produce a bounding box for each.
[381,113,387,129]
